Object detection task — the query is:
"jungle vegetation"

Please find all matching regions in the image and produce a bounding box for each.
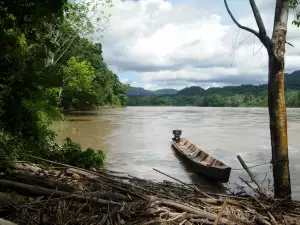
[126,71,300,107]
[0,0,128,169]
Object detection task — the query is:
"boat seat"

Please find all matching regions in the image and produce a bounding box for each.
[189,149,201,159]
[198,151,207,160]
[180,139,188,146]
[205,156,215,166]
[201,161,210,166]
[200,155,214,166]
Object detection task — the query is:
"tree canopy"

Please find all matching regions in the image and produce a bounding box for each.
[0,0,127,170]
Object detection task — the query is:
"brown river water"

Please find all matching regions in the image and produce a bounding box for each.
[53,107,300,200]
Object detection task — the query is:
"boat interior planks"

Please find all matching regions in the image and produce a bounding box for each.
[171,130,231,183]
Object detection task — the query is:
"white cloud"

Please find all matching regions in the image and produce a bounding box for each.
[120,78,129,84]
[95,0,300,90]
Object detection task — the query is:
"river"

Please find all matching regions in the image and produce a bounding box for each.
[54,107,300,200]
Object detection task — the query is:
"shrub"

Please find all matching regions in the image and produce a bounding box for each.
[0,131,105,172]
[50,137,106,169]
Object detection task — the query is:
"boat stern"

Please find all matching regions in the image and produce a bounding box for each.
[172,129,182,142]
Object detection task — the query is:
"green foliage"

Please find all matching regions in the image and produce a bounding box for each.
[127,90,300,107]
[58,43,128,111]
[0,131,26,172]
[63,2,95,36]
[127,93,268,107]
[62,57,96,94]
[52,11,128,111]
[0,133,105,172]
[290,0,300,27]
[127,71,300,107]
[177,86,204,96]
[49,138,105,169]
[0,0,126,171]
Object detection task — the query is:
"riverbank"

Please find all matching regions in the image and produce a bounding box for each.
[63,105,126,114]
[1,155,299,225]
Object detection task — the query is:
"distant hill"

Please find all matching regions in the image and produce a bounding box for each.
[284,70,300,90]
[154,89,178,95]
[176,70,300,96]
[176,86,205,96]
[125,70,300,107]
[126,87,153,96]
[126,70,300,97]
[126,87,178,96]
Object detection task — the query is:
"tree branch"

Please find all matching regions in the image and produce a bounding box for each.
[224,0,259,38]
[249,0,267,35]
[53,35,77,65]
[285,40,295,47]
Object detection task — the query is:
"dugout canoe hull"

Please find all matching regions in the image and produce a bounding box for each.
[171,138,231,183]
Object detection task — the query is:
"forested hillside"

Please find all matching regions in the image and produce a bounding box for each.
[0,0,127,169]
[126,87,178,96]
[126,70,300,107]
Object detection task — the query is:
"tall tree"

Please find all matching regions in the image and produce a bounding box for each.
[224,0,292,199]
[45,0,112,67]
[0,0,66,136]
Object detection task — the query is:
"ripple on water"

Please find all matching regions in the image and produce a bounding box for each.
[54,107,300,201]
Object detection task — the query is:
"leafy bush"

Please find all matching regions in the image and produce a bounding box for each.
[0,131,105,172]
[0,131,25,172]
[50,137,106,169]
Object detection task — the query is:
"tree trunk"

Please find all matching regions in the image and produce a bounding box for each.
[268,0,291,199]
[224,0,292,199]
[268,55,291,199]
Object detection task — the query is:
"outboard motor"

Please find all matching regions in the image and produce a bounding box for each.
[172,130,182,142]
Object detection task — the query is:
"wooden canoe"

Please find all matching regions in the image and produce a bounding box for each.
[171,138,231,183]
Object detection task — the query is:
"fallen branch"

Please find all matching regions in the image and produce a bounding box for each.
[1,172,75,193]
[1,154,298,225]
[68,168,170,199]
[14,163,42,173]
[153,198,228,224]
[285,40,294,47]
[153,168,212,198]
[0,179,121,205]
[22,155,167,199]
[213,199,227,225]
[83,191,128,201]
[246,189,277,225]
[240,177,261,195]
[237,155,271,198]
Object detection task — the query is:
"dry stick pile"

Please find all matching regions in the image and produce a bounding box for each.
[0,155,299,225]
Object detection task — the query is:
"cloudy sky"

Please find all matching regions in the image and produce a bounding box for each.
[96,0,299,90]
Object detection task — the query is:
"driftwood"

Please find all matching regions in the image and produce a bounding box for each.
[0,191,22,202]
[1,172,76,192]
[0,155,298,225]
[237,155,271,198]
[153,168,213,199]
[0,218,17,225]
[237,155,278,225]
[83,190,128,201]
[155,198,228,224]
[0,179,121,205]
[13,163,42,173]
[68,167,170,200]
[0,178,67,197]
[213,199,227,225]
